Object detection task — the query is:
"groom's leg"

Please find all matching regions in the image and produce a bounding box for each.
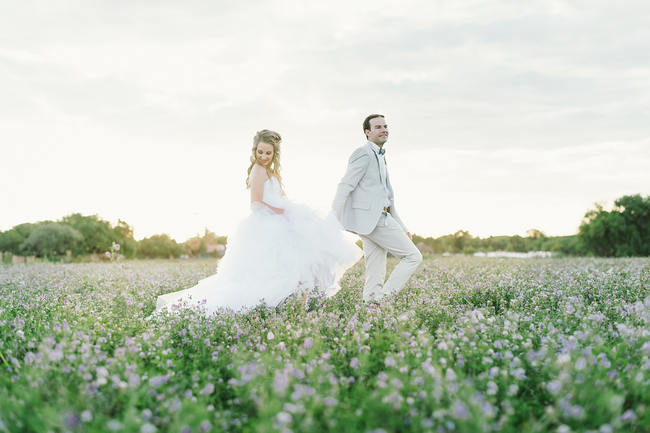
[359,235,387,301]
[365,214,422,297]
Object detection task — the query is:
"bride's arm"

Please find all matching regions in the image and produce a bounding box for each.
[250,164,285,215]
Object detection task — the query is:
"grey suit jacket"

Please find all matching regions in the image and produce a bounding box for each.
[332,142,408,235]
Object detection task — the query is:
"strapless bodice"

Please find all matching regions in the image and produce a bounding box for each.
[262,176,287,209]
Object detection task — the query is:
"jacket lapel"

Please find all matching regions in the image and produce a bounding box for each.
[368,142,384,185]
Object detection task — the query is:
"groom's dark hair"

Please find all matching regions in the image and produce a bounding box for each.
[363,114,384,138]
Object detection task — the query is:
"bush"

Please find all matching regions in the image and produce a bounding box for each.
[138,234,184,258]
[0,223,42,254]
[20,223,83,258]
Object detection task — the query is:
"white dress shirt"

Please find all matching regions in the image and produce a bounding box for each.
[369,141,391,208]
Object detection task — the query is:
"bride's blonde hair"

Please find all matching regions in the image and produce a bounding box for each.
[245,129,284,189]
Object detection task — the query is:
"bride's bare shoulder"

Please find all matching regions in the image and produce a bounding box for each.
[250,163,269,184]
[250,163,266,174]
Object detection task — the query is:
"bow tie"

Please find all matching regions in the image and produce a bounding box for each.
[377,147,386,155]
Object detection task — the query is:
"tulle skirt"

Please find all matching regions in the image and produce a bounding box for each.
[154,202,362,315]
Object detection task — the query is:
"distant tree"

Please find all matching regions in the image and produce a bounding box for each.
[203,229,227,246]
[0,228,28,254]
[578,204,621,256]
[0,222,47,254]
[484,236,509,252]
[526,229,546,239]
[524,229,547,250]
[138,234,184,259]
[578,194,650,256]
[60,213,115,255]
[547,236,582,255]
[183,228,227,257]
[20,223,83,257]
[411,234,426,245]
[414,232,581,255]
[507,235,526,252]
[112,219,137,258]
[412,235,445,254]
[435,234,454,253]
[613,194,650,256]
[453,230,472,253]
[184,234,205,257]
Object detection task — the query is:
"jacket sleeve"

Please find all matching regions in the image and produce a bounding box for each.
[386,171,409,233]
[332,148,370,223]
[389,205,408,233]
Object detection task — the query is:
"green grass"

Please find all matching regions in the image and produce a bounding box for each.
[1,256,648,432]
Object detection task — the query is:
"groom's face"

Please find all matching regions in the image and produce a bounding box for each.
[366,117,389,146]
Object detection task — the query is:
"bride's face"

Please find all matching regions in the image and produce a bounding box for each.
[256,141,274,166]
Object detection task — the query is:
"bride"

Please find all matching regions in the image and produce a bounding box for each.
[153,129,362,315]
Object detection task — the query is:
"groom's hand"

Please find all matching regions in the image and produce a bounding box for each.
[407,232,412,241]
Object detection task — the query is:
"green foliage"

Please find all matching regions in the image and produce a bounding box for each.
[413,231,581,256]
[0,223,44,254]
[184,229,228,258]
[1,258,648,432]
[544,235,583,255]
[578,194,650,257]
[506,235,526,252]
[453,230,471,253]
[137,234,184,258]
[1,215,139,260]
[112,219,138,259]
[60,213,115,255]
[0,229,27,254]
[20,223,83,258]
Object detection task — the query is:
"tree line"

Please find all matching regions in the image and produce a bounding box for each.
[413,194,648,257]
[412,230,581,256]
[1,194,647,261]
[0,213,226,261]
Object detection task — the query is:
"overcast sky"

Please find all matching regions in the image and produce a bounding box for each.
[1,0,649,241]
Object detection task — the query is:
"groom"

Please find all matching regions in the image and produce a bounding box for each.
[332,114,422,303]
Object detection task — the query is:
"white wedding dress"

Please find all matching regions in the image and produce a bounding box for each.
[153,176,362,315]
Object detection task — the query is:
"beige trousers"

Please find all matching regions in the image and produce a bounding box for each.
[359,213,422,301]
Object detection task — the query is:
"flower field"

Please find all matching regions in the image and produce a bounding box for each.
[1,257,648,433]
